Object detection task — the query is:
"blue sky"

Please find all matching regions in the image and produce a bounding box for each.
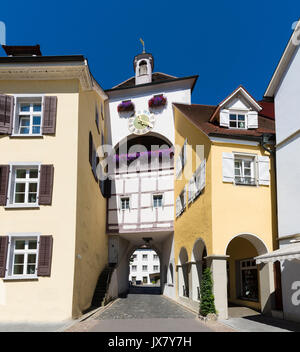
[1,0,300,105]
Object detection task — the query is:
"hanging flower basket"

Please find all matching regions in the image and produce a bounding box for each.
[148,95,167,109]
[118,100,135,113]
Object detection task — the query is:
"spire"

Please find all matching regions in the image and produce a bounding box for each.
[139,38,145,53]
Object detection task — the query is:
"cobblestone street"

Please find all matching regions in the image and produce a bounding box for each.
[66,288,235,332]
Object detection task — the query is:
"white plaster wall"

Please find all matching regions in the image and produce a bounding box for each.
[276,137,300,237]
[107,85,191,148]
[275,45,300,144]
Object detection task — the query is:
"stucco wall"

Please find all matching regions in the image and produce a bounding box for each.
[174,107,213,264]
[71,89,108,318]
[0,80,79,321]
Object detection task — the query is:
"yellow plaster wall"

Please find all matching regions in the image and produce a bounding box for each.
[0,80,79,321]
[71,89,108,318]
[210,143,276,256]
[174,108,213,265]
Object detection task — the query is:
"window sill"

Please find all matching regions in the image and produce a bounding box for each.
[5,204,40,209]
[3,276,38,281]
[10,134,43,138]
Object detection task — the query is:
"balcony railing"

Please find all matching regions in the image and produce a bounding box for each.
[234,177,256,186]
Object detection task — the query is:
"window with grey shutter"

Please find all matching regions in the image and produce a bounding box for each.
[37,235,53,277]
[0,94,14,135]
[39,165,54,205]
[0,165,10,206]
[0,236,9,277]
[42,96,57,135]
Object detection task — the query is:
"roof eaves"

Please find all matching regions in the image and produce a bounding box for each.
[264,19,300,98]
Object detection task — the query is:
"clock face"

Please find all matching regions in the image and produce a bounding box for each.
[128,110,155,135]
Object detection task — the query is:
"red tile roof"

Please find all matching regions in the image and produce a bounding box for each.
[173,103,275,139]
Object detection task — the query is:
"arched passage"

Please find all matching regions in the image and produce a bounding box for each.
[191,238,207,302]
[225,233,272,313]
[178,247,189,298]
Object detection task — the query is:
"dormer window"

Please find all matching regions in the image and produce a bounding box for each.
[229,113,246,129]
[139,60,147,76]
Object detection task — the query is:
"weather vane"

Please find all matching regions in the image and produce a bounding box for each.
[139,38,145,53]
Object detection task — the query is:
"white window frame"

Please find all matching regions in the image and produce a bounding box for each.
[5,233,40,280]
[131,265,137,272]
[152,193,163,208]
[142,254,148,261]
[120,196,130,211]
[153,265,159,271]
[233,153,257,186]
[229,111,247,129]
[12,95,44,137]
[142,265,148,271]
[6,163,41,208]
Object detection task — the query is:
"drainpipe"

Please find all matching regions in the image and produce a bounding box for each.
[261,133,283,311]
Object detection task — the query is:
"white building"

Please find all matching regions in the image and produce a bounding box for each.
[256,20,300,322]
[104,51,197,300]
[129,249,160,285]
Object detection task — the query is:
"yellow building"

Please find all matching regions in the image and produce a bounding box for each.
[0,45,108,322]
[173,86,277,319]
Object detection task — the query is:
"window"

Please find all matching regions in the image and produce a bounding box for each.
[153,254,158,260]
[120,197,130,210]
[239,259,258,301]
[142,265,147,271]
[234,156,256,186]
[153,194,163,208]
[153,265,159,271]
[95,106,100,133]
[229,113,246,129]
[139,61,148,75]
[8,166,40,206]
[100,103,104,120]
[8,237,38,278]
[14,98,43,136]
[143,276,148,284]
[142,254,148,261]
[176,139,187,178]
[131,265,137,271]
[133,254,137,260]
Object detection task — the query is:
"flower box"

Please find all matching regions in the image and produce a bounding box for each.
[148,95,167,109]
[118,100,135,113]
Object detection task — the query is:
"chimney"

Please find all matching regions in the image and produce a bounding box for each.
[2,44,42,57]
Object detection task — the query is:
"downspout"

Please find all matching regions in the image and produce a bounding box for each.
[261,133,283,311]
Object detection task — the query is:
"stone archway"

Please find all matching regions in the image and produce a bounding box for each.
[191,238,207,302]
[178,247,189,298]
[225,233,274,315]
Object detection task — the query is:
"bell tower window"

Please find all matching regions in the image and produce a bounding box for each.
[139,60,148,76]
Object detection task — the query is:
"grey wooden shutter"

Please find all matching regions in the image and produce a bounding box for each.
[42,96,57,134]
[39,165,54,205]
[247,111,258,129]
[199,159,206,192]
[0,165,10,206]
[222,152,234,183]
[0,236,8,277]
[37,235,53,277]
[0,94,14,135]
[258,156,270,185]
[220,109,229,127]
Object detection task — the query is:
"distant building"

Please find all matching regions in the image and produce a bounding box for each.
[129,249,160,285]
